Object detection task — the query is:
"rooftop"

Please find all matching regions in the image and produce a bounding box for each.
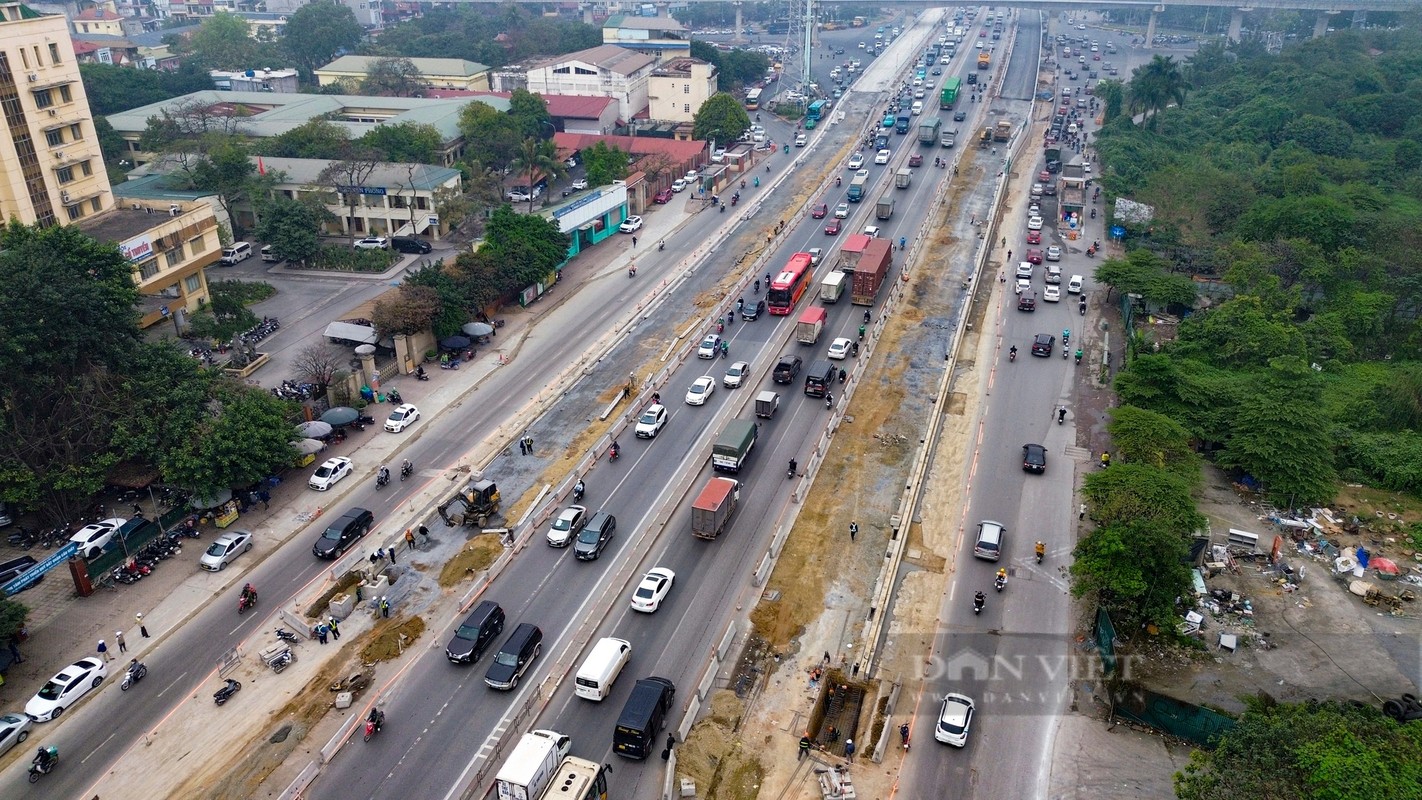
[318,54,490,78]
[423,90,615,120]
[76,206,180,244]
[244,156,462,191]
[532,45,657,77]
[603,14,688,33]
[553,131,705,163]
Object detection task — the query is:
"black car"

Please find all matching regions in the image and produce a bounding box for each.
[1023,443,1047,473]
[1030,333,1055,357]
[773,355,803,384]
[0,555,41,593]
[574,511,617,561]
[741,298,766,321]
[953,111,967,122]
[391,236,432,254]
[446,600,505,664]
[312,507,374,559]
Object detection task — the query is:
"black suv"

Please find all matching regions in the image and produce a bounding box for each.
[574,511,617,561]
[1022,443,1047,473]
[312,507,375,559]
[741,298,766,321]
[1030,334,1054,357]
[773,355,803,384]
[391,236,432,254]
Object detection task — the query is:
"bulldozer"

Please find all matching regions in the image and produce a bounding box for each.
[437,478,501,527]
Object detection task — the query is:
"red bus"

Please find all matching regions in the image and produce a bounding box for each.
[768,252,814,315]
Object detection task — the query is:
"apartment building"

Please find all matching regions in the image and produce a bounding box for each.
[647,57,716,124]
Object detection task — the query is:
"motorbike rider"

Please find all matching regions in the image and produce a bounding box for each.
[787,458,797,476]
[33,745,58,773]
[720,341,729,358]
[415,364,427,380]
[973,591,986,612]
[1009,345,1018,359]
[367,707,385,733]
[241,583,257,603]
[378,464,390,483]
[1075,347,1083,362]
[1035,541,1046,561]
[573,479,585,500]
[836,176,842,187]
[824,392,834,408]
[754,278,761,293]
[996,568,1007,586]
[610,441,621,459]
[401,458,413,477]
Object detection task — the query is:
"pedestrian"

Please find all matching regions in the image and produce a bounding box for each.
[418,524,430,544]
[370,550,380,565]
[380,597,391,618]
[388,546,396,564]
[823,651,831,665]
[328,617,341,640]
[845,738,855,760]
[525,434,534,453]
[519,438,527,455]
[849,521,859,541]
[136,612,150,639]
[1079,503,1087,520]
[98,639,112,662]
[6,636,21,663]
[115,631,127,654]
[799,733,812,760]
[315,623,328,645]
[132,502,143,517]
[631,235,638,248]
[258,489,270,510]
[405,528,416,551]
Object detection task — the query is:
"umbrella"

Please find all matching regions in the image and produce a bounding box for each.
[462,322,494,337]
[291,438,325,456]
[440,335,472,350]
[191,488,233,510]
[321,406,359,426]
[297,420,332,438]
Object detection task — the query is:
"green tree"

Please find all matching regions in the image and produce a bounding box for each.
[404,261,474,337]
[1095,79,1125,123]
[319,150,384,241]
[1105,406,1200,484]
[258,118,351,160]
[1176,296,1306,368]
[1070,518,1193,630]
[185,279,261,344]
[359,122,443,164]
[1126,54,1190,130]
[158,385,297,498]
[506,88,552,140]
[361,57,425,97]
[0,597,29,656]
[459,100,522,170]
[186,13,261,70]
[1081,463,1206,535]
[281,0,364,77]
[509,137,562,212]
[481,205,570,287]
[1217,356,1336,505]
[79,61,212,116]
[580,141,628,189]
[189,137,256,236]
[692,92,752,143]
[255,196,325,263]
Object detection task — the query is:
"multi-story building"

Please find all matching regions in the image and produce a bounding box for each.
[316,55,492,93]
[647,57,716,124]
[600,14,692,64]
[525,45,656,124]
[0,2,216,327]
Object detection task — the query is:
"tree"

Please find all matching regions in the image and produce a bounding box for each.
[481,205,570,287]
[185,279,261,344]
[158,385,298,498]
[290,342,346,394]
[1126,55,1189,129]
[1105,406,1200,484]
[258,119,350,160]
[372,285,443,336]
[319,151,383,241]
[255,196,325,263]
[79,62,212,116]
[362,57,425,97]
[139,97,248,152]
[359,122,443,164]
[692,93,752,143]
[0,596,29,656]
[1081,463,1206,536]
[580,141,628,189]
[281,1,364,77]
[506,88,552,140]
[188,138,256,236]
[459,101,522,170]
[510,137,562,212]
[404,262,472,337]
[1096,79,1125,123]
[185,13,262,70]
[1070,518,1193,630]
[1216,356,1336,506]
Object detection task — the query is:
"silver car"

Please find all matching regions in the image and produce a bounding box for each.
[200,529,253,571]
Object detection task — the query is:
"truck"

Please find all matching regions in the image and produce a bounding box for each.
[977,51,990,69]
[917,117,941,146]
[895,113,911,135]
[796,306,827,344]
[846,173,868,203]
[850,238,892,306]
[1044,146,1062,172]
[711,419,757,473]
[895,167,912,189]
[437,478,501,527]
[941,128,958,148]
[836,234,871,272]
[994,120,1012,142]
[691,478,740,540]
[495,729,571,800]
[820,270,847,303]
[754,390,780,418]
[875,195,895,220]
[939,76,962,109]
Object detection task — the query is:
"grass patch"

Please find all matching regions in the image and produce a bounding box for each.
[359,615,428,663]
[436,535,504,588]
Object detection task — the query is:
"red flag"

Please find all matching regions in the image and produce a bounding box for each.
[257,156,266,176]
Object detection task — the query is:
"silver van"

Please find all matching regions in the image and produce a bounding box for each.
[220,241,252,265]
[974,520,1005,561]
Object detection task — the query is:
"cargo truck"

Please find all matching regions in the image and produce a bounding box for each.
[820,271,847,303]
[895,113,911,134]
[495,729,572,800]
[994,120,1012,142]
[977,51,990,69]
[875,196,895,220]
[941,128,958,148]
[711,419,757,472]
[850,238,892,306]
[796,306,827,344]
[894,167,912,189]
[847,173,868,202]
[755,390,780,418]
[836,234,871,271]
[691,478,740,539]
[917,117,941,145]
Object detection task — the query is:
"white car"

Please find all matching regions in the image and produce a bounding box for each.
[571,178,588,190]
[684,170,700,182]
[827,338,853,360]
[807,247,824,266]
[26,657,107,722]
[635,404,668,438]
[856,169,870,180]
[671,178,687,193]
[619,216,643,233]
[630,567,676,612]
[1016,261,1034,279]
[685,376,716,406]
[711,148,727,163]
[697,334,722,359]
[200,529,254,571]
[863,225,881,238]
[724,361,750,388]
[547,505,587,547]
[1067,274,1084,294]
[308,456,353,491]
[1045,245,1062,262]
[847,153,865,170]
[384,403,420,433]
[1015,277,1031,295]
[69,518,127,559]
[1027,216,1044,231]
[934,693,975,746]
[874,149,891,164]
[834,203,850,219]
[1043,284,1061,302]
[0,712,31,756]
[353,236,389,250]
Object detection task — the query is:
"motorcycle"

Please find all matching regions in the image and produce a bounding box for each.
[973,593,985,615]
[1075,350,1083,364]
[1090,208,1096,219]
[376,472,390,489]
[29,748,58,783]
[608,443,620,462]
[1079,301,1087,316]
[1036,544,1045,564]
[573,480,585,502]
[213,678,242,706]
[387,389,403,405]
[401,462,414,481]
[825,394,834,410]
[238,591,257,614]
[1085,246,1095,258]
[1009,347,1017,362]
[415,366,430,381]
[787,460,797,480]
[1057,407,1067,425]
[900,723,911,751]
[994,573,1007,592]
[364,712,385,742]
[274,629,300,645]
[120,661,148,691]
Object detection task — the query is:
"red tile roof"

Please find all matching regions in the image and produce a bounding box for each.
[75,8,124,20]
[553,132,705,163]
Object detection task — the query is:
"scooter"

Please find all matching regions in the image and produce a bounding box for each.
[1085,246,1095,258]
[608,443,621,462]
[787,460,797,480]
[1009,348,1017,362]
[1079,301,1087,316]
[825,394,834,410]
[973,594,985,615]
[364,713,385,742]
[400,462,414,481]
[274,629,300,645]
[994,573,1007,592]
[120,661,148,691]
[1057,407,1067,424]
[238,591,257,614]
[387,389,403,405]
[213,678,242,706]
[29,749,58,783]
[376,472,390,490]
[1075,350,1083,364]
[573,480,585,502]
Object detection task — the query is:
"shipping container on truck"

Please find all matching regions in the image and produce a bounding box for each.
[895,167,912,189]
[495,729,571,800]
[691,478,740,539]
[875,195,895,220]
[711,419,758,473]
[836,234,871,271]
[796,306,827,344]
[820,270,847,303]
[917,117,941,145]
[850,238,892,306]
[939,76,962,109]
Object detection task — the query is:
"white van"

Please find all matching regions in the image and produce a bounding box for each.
[220,241,252,265]
[260,244,280,263]
[574,637,631,701]
[911,100,924,115]
[1067,274,1084,294]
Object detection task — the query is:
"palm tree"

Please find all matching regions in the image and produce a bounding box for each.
[1126,55,1190,130]
[510,137,563,213]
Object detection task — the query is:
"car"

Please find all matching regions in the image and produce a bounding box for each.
[1015,278,1032,296]
[26,657,107,722]
[856,168,870,180]
[547,505,588,547]
[908,153,923,167]
[824,219,842,236]
[1044,284,1061,302]
[1016,261,1034,280]
[979,30,987,37]
[308,456,353,491]
[711,148,727,163]
[685,376,716,406]
[634,404,668,438]
[1026,229,1041,245]
[935,693,975,746]
[1023,443,1047,473]
[684,169,700,182]
[631,567,676,612]
[773,354,803,383]
[1017,290,1037,311]
[1027,203,1041,218]
[0,712,31,756]
[697,334,722,359]
[1068,274,1084,294]
[384,403,420,433]
[1045,245,1062,262]
[874,149,891,165]
[1031,333,1055,356]
[723,361,750,388]
[574,511,616,561]
[847,153,865,170]
[740,299,765,320]
[863,225,881,238]
[807,247,824,266]
[794,134,807,147]
[68,518,127,559]
[653,188,673,204]
[834,203,850,219]
[953,110,967,121]
[312,506,374,559]
[353,236,390,250]
[1026,249,1044,265]
[671,178,687,193]
[391,236,432,254]
[932,66,942,75]
[571,178,589,191]
[508,189,535,202]
[200,529,253,571]
[827,338,853,360]
[1027,216,1044,231]
[619,216,643,233]
[0,555,41,593]
[812,203,829,219]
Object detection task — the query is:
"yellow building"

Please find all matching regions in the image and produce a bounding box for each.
[77,200,220,329]
[316,55,492,93]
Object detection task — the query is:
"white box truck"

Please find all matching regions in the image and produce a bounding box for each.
[495,729,572,800]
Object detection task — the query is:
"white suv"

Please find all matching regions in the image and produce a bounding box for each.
[353,237,389,250]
